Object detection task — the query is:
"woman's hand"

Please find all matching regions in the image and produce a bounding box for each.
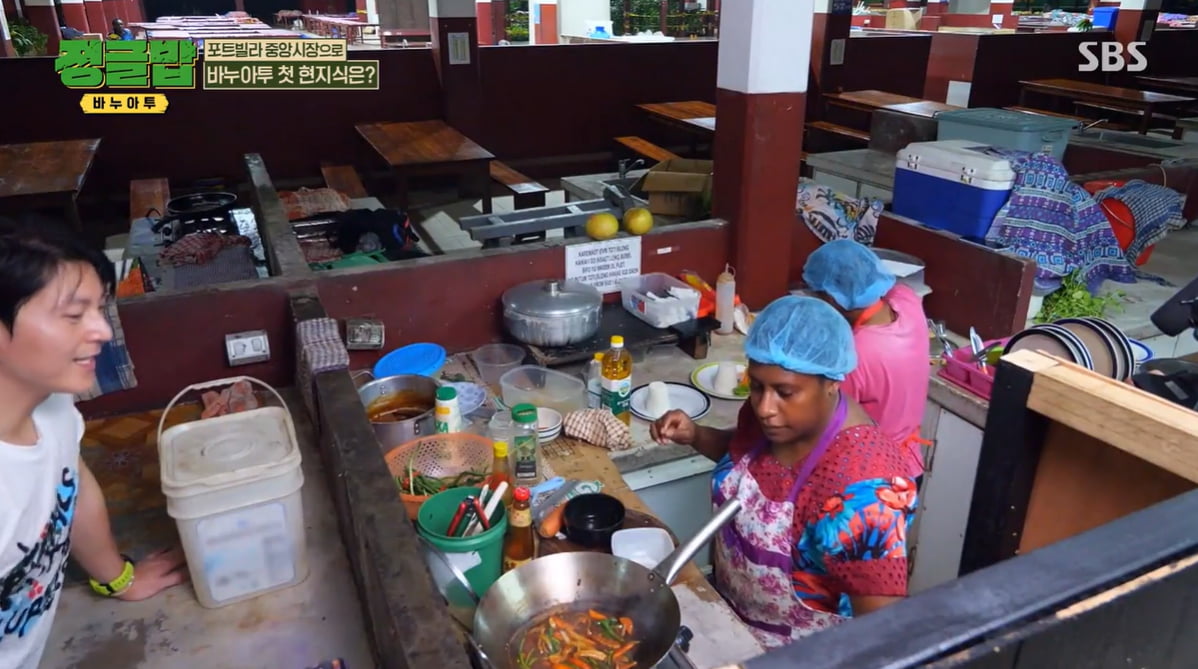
[117,547,189,602]
[651,409,696,445]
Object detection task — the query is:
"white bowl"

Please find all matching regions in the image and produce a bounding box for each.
[537,407,563,432]
[611,527,673,569]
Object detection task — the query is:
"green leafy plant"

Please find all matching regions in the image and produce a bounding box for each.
[10,18,48,57]
[1034,270,1124,323]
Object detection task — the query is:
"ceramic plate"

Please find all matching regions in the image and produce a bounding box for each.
[1055,318,1118,379]
[1129,339,1154,370]
[690,361,749,401]
[1083,317,1134,381]
[448,382,488,416]
[1005,328,1075,361]
[629,382,711,422]
[1034,324,1094,371]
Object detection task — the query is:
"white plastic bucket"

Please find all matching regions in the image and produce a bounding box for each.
[157,376,310,609]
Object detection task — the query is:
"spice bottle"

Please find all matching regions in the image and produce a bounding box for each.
[434,386,461,433]
[511,403,539,482]
[491,440,514,506]
[502,486,535,573]
[716,264,736,335]
[600,336,633,425]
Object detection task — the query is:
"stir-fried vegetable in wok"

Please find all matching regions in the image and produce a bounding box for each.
[512,609,640,669]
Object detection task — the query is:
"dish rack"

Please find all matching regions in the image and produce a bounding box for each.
[937,338,1009,400]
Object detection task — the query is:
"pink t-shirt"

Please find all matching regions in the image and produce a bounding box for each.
[841,283,930,477]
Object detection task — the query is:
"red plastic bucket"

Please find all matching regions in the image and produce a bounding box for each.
[1099,197,1154,265]
[1083,179,1127,195]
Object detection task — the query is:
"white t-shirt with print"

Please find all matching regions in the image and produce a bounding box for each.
[0,394,83,669]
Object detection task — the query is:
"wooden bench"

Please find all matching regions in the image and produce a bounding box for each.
[615,136,680,163]
[321,164,369,199]
[806,121,870,143]
[130,178,170,221]
[489,160,549,210]
[1003,106,1128,131]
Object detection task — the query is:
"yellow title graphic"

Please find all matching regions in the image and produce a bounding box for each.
[80,94,170,114]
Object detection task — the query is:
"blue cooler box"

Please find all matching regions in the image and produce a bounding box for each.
[891,140,1015,240]
[936,107,1077,161]
[1092,6,1119,29]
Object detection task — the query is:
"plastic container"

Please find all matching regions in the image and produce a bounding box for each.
[417,486,509,597]
[157,377,309,609]
[499,365,586,415]
[434,385,461,433]
[620,272,701,328]
[936,108,1078,160]
[1092,6,1119,29]
[584,352,603,409]
[715,265,736,335]
[937,338,1010,400]
[373,342,446,379]
[892,140,1016,240]
[471,343,526,386]
[511,404,540,482]
[612,527,674,569]
[385,433,496,519]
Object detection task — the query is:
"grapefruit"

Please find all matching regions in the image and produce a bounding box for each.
[585,212,620,240]
[623,208,654,236]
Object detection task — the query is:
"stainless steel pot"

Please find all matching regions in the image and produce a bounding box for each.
[357,374,439,449]
[502,279,602,347]
[472,499,743,669]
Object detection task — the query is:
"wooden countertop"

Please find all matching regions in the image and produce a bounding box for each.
[0,138,101,199]
[355,120,494,167]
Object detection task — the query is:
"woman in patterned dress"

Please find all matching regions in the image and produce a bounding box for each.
[651,295,917,649]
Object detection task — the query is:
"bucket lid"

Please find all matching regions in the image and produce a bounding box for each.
[160,406,301,494]
[374,342,447,378]
[938,107,1079,132]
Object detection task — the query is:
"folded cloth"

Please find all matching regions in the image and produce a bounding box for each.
[200,380,261,418]
[563,409,632,451]
[1095,179,1187,268]
[75,302,138,402]
[796,178,884,247]
[295,317,350,422]
[279,187,351,221]
[159,232,251,267]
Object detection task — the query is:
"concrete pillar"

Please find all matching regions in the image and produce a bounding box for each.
[429,0,484,139]
[0,8,15,56]
[23,0,61,54]
[366,0,379,24]
[1115,0,1161,45]
[711,0,810,307]
[84,0,108,34]
[60,0,89,31]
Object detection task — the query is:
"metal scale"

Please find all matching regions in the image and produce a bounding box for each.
[458,162,648,248]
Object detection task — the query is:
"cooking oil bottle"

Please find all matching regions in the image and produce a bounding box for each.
[600,335,633,425]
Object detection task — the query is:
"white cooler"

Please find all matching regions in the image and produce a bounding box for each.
[891,140,1016,240]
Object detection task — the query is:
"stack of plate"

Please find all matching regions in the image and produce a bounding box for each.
[1003,317,1135,381]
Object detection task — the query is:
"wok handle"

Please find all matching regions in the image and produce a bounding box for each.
[653,498,743,586]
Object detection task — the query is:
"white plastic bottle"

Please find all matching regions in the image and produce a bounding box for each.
[716,264,736,335]
[585,352,603,409]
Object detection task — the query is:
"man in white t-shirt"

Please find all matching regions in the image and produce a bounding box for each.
[0,216,188,668]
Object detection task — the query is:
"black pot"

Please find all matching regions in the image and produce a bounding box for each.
[167,191,237,217]
[154,191,240,243]
[563,493,626,550]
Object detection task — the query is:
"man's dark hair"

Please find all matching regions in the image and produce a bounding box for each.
[0,214,115,333]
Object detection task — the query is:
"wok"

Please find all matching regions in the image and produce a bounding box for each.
[472,498,742,669]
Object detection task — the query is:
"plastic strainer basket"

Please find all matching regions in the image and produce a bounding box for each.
[385,433,495,518]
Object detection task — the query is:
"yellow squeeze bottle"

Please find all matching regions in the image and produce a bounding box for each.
[600,335,633,425]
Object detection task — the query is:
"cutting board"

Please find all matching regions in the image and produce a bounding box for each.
[538,508,679,557]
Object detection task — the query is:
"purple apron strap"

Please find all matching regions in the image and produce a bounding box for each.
[785,395,847,504]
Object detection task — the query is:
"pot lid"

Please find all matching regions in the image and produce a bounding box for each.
[503,279,601,319]
[373,342,447,378]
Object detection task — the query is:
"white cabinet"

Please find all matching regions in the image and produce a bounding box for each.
[909,406,986,594]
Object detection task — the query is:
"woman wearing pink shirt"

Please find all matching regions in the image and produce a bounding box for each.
[802,240,930,480]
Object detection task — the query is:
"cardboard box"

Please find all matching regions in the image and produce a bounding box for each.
[634,159,713,217]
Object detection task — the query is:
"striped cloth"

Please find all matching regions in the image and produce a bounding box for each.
[295,317,349,420]
[76,302,138,401]
[1094,179,1187,271]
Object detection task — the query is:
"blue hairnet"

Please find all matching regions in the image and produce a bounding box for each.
[802,240,896,310]
[744,295,857,381]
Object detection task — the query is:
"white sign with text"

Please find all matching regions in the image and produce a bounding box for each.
[565,236,643,294]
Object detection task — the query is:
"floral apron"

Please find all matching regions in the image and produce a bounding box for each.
[711,396,847,649]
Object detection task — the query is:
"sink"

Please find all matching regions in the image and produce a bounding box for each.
[599,177,649,206]
[1079,131,1182,150]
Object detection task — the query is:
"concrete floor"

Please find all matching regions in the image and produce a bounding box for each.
[1104,224,1198,359]
[42,391,374,669]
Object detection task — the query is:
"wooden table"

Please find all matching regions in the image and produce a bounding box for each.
[0,139,101,230]
[1019,78,1196,134]
[1136,76,1198,97]
[637,101,717,155]
[356,120,494,214]
[825,90,961,119]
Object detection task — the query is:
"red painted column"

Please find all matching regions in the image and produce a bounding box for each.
[61,0,90,31]
[530,0,556,44]
[1115,0,1161,45]
[0,9,16,56]
[23,0,61,54]
[103,0,123,27]
[476,0,493,43]
[85,0,108,33]
[711,0,809,307]
[429,0,484,140]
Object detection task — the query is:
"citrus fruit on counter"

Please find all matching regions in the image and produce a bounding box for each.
[585,212,620,240]
[623,208,654,236]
